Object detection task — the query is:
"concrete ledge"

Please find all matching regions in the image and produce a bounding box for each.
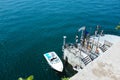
[70,41,120,80]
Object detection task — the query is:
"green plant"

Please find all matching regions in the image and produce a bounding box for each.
[18,75,34,80]
[116,25,120,30]
[61,77,69,80]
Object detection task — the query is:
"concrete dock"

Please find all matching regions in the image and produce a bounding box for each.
[70,41,120,80]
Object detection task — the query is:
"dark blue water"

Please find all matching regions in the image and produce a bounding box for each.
[0,0,120,80]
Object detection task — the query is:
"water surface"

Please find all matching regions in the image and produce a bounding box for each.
[0,0,120,80]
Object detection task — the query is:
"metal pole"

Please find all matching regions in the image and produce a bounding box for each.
[63,36,67,46]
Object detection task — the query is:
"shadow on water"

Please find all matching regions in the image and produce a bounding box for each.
[55,60,77,79]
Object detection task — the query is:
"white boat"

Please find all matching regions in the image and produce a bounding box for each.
[43,51,63,72]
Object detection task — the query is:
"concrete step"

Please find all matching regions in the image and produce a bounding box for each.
[82,56,92,65]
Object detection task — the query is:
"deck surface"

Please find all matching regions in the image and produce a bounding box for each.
[70,41,120,80]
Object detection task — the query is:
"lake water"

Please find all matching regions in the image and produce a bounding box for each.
[0,0,120,80]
